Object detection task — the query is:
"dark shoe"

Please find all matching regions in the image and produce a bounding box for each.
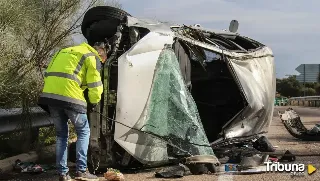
[59,173,72,181]
[75,171,99,181]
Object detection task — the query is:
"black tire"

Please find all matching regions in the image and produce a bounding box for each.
[81,6,131,44]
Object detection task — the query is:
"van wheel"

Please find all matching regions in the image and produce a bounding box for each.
[81,6,131,44]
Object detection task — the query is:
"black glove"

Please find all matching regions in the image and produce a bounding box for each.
[88,103,97,113]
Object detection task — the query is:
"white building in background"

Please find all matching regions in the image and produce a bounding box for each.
[295,64,320,83]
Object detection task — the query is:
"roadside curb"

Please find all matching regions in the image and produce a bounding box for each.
[0,151,38,173]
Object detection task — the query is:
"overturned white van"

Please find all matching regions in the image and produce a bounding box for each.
[73,6,276,170]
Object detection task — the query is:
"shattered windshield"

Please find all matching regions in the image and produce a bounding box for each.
[140,45,214,157]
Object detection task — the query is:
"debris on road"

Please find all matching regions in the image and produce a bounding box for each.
[13,159,54,173]
[0,151,38,174]
[104,168,125,181]
[224,164,238,172]
[155,164,188,178]
[252,136,276,152]
[278,150,296,162]
[278,107,320,140]
[268,157,278,162]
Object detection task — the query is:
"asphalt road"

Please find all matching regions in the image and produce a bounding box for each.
[2,106,320,181]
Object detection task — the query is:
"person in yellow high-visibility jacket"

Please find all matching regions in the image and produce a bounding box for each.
[38,42,107,181]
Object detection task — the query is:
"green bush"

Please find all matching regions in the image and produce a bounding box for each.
[277,76,320,97]
[38,123,77,146]
[301,87,317,96]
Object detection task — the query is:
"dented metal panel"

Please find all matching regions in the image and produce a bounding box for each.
[223,47,276,138]
[114,32,174,165]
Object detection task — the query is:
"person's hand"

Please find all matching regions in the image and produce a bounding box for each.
[88,103,97,113]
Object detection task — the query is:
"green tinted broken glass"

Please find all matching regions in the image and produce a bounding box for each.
[142,45,214,157]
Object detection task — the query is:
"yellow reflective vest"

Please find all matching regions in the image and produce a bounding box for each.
[38,43,103,113]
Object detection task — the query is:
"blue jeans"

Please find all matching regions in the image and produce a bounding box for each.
[49,106,90,175]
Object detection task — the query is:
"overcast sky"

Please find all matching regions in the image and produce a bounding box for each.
[94,0,320,78]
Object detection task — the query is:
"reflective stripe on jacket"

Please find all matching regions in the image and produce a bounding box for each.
[38,43,103,113]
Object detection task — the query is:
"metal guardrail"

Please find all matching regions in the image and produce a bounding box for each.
[289,96,320,100]
[0,107,54,134]
[288,96,320,107]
